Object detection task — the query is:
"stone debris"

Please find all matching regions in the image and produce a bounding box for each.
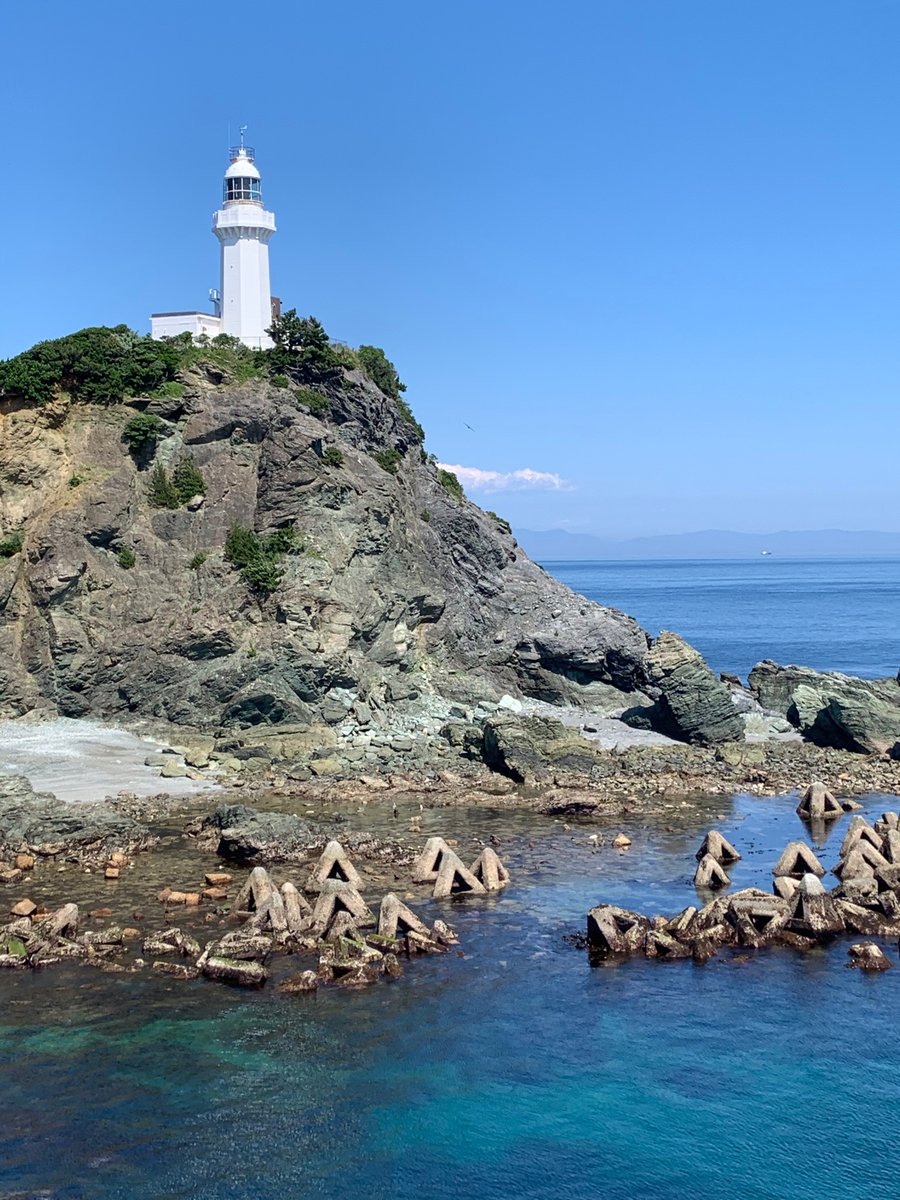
[304,840,362,894]
[772,841,825,879]
[796,781,843,821]
[470,846,510,891]
[201,956,269,987]
[695,830,741,864]
[612,834,632,849]
[693,854,731,890]
[847,942,894,971]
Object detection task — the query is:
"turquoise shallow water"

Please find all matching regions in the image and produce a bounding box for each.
[3,791,900,1199]
[548,556,900,680]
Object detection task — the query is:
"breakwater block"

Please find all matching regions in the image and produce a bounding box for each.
[470,846,510,891]
[304,840,362,894]
[772,841,825,879]
[694,854,730,890]
[378,893,430,939]
[412,837,452,883]
[433,851,486,900]
[796,781,843,821]
[695,830,741,864]
[309,879,375,936]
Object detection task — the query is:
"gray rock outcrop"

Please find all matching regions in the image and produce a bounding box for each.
[0,366,650,730]
[749,661,900,754]
[623,631,744,745]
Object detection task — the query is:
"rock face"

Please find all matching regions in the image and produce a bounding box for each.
[749,661,900,754]
[0,773,150,858]
[481,714,604,783]
[623,631,744,745]
[0,365,650,729]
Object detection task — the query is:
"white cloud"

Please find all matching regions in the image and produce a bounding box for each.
[438,463,571,494]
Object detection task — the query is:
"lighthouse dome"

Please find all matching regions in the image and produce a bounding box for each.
[223,148,261,203]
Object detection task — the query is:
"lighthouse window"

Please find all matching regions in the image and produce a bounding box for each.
[225,177,262,202]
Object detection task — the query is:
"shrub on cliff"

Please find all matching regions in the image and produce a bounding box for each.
[266,311,341,381]
[357,345,405,400]
[224,523,298,594]
[0,326,180,406]
[0,530,24,558]
[171,456,206,503]
[437,468,464,501]
[148,463,180,509]
[122,413,163,454]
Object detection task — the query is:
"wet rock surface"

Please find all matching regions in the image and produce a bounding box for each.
[0,773,152,860]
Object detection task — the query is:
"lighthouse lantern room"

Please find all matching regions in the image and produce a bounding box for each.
[150,135,277,350]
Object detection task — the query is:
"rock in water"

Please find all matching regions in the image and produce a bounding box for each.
[749,661,900,754]
[202,804,320,864]
[847,942,894,971]
[624,631,745,745]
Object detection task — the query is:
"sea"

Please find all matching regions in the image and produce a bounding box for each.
[2,556,900,1200]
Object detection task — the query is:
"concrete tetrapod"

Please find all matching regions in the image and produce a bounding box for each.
[432,850,487,900]
[796,781,843,821]
[470,847,510,891]
[694,853,731,890]
[695,831,741,864]
[412,837,452,883]
[840,817,883,859]
[281,882,312,935]
[378,893,430,939]
[788,873,844,936]
[772,842,825,879]
[309,879,375,936]
[304,840,362,894]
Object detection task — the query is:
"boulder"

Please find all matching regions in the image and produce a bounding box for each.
[279,970,319,994]
[481,715,603,783]
[201,956,269,987]
[0,777,151,858]
[748,661,900,754]
[623,631,745,746]
[847,942,894,971]
[202,804,320,864]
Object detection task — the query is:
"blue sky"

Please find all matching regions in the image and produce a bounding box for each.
[4,1,900,536]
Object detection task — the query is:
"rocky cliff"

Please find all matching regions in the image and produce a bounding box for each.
[0,351,651,738]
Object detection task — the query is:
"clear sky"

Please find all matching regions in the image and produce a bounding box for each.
[4,1,900,536]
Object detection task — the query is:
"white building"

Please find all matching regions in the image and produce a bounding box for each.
[151,139,277,349]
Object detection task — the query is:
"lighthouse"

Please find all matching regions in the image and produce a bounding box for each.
[150,137,277,349]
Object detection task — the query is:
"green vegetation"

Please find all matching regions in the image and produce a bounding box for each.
[373,448,402,475]
[148,463,180,508]
[188,551,207,570]
[224,523,303,594]
[122,413,163,454]
[171,455,206,502]
[148,456,206,509]
[176,332,260,383]
[294,386,329,414]
[270,374,290,389]
[267,310,342,380]
[0,530,23,558]
[357,345,405,400]
[68,474,84,489]
[421,510,431,523]
[0,326,180,406]
[322,445,344,467]
[117,546,136,569]
[486,510,512,534]
[150,380,185,399]
[437,468,464,502]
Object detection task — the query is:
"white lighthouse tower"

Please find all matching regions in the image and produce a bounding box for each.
[150,135,277,349]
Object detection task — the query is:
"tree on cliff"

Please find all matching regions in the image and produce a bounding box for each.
[266,311,340,380]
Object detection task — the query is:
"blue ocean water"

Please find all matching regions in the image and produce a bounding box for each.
[2,559,900,1199]
[547,556,900,680]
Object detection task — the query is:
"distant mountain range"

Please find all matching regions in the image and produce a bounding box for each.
[515,528,900,561]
